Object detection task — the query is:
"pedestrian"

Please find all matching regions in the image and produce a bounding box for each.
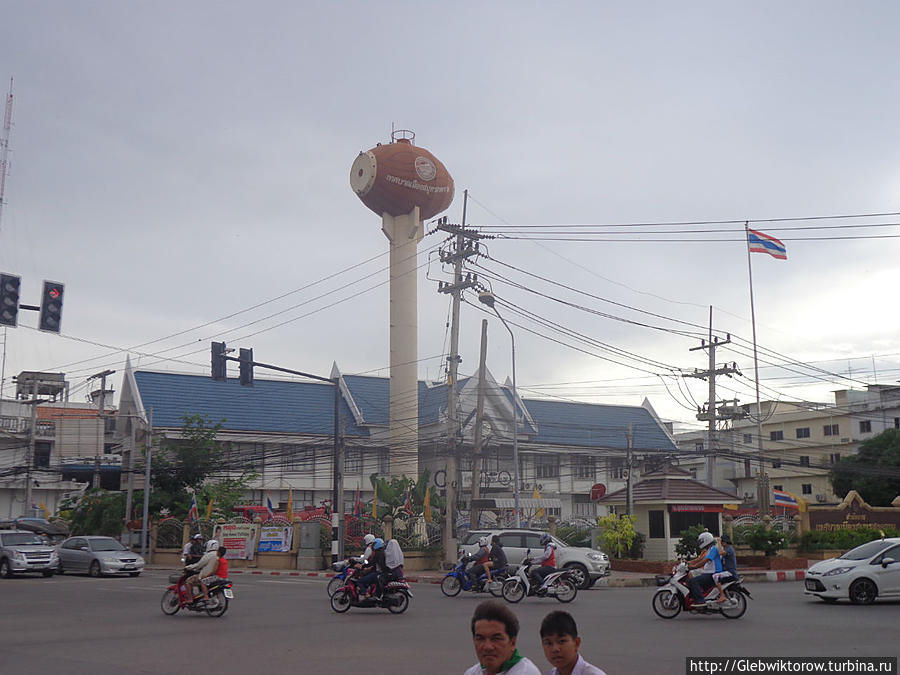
[540,610,606,675]
[465,600,541,675]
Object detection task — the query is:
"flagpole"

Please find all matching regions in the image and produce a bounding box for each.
[746,223,769,515]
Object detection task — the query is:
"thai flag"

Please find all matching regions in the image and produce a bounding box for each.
[403,489,413,515]
[265,492,275,519]
[188,495,199,523]
[748,229,787,260]
[773,488,799,509]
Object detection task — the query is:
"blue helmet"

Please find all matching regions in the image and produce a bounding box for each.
[373,537,385,550]
[540,534,551,546]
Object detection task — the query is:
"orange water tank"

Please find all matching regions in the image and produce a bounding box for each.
[350,136,454,220]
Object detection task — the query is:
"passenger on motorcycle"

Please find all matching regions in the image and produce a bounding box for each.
[185,539,220,604]
[359,537,387,599]
[467,536,491,585]
[713,534,738,603]
[530,534,557,588]
[688,531,722,604]
[485,535,507,582]
[385,538,404,581]
[214,546,229,579]
[182,533,204,565]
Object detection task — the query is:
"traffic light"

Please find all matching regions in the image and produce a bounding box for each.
[211,341,227,381]
[239,347,254,386]
[38,280,64,333]
[0,273,21,327]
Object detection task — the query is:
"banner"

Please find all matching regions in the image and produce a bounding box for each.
[214,522,259,560]
[258,525,293,553]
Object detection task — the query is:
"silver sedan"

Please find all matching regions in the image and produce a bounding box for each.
[57,536,145,577]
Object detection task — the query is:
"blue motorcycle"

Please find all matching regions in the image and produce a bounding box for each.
[328,558,360,597]
[441,552,507,597]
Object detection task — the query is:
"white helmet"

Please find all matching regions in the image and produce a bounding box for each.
[206,539,220,552]
[697,532,715,549]
[363,533,375,546]
[478,536,489,547]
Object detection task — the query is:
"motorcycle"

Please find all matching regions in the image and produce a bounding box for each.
[441,552,509,598]
[330,562,413,614]
[327,557,362,597]
[501,551,577,603]
[161,570,234,618]
[651,561,751,619]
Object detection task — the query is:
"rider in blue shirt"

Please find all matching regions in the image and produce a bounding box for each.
[688,531,722,604]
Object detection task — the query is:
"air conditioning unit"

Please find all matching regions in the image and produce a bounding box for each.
[815,494,827,503]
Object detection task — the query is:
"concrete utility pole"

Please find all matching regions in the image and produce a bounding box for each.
[25,377,38,515]
[625,423,633,516]
[123,417,137,538]
[435,190,485,565]
[470,319,489,530]
[140,407,153,560]
[686,310,738,489]
[88,369,115,489]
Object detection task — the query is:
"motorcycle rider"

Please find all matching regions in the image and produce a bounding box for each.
[182,533,204,565]
[688,531,722,605]
[359,537,387,599]
[360,533,376,563]
[467,536,491,586]
[185,539,220,605]
[530,534,558,590]
[713,533,738,603]
[485,535,507,583]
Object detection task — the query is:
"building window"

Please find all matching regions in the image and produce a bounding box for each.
[572,494,595,517]
[690,468,697,480]
[770,430,784,441]
[237,443,264,472]
[894,417,899,429]
[535,454,559,479]
[859,420,872,433]
[743,434,753,445]
[694,442,704,452]
[771,459,782,469]
[609,458,625,480]
[649,510,665,539]
[802,483,812,495]
[34,441,51,468]
[669,511,719,538]
[573,455,595,480]
[459,454,472,472]
[290,447,315,474]
[795,427,810,439]
[773,484,783,491]
[799,456,810,467]
[829,453,841,464]
[345,448,361,474]
[824,424,839,436]
[378,450,391,475]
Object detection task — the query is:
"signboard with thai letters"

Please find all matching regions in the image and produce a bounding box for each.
[807,491,900,532]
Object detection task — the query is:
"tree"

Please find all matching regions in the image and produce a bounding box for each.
[151,413,225,495]
[60,489,125,537]
[368,469,441,520]
[596,514,636,558]
[830,428,900,506]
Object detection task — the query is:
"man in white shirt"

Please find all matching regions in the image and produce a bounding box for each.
[464,601,541,675]
[540,611,606,675]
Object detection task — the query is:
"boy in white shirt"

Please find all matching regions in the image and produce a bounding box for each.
[540,611,606,675]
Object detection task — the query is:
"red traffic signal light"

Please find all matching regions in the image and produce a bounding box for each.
[39,280,65,333]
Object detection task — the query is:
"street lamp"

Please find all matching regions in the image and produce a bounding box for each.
[478,291,520,527]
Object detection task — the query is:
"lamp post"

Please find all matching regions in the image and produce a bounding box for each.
[478,291,520,527]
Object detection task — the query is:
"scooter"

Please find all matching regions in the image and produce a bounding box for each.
[328,557,363,597]
[161,570,234,617]
[501,551,577,603]
[441,552,508,598]
[651,561,751,619]
[330,563,413,614]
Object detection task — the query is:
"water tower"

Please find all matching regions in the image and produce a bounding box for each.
[350,130,454,477]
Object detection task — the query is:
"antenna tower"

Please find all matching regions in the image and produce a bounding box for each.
[0,78,13,229]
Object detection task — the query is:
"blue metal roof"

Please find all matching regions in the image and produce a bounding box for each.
[341,375,447,427]
[133,371,367,436]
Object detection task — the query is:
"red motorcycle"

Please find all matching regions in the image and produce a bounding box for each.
[161,570,233,617]
[329,563,412,614]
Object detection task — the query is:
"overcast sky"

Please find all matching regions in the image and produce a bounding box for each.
[1,2,899,431]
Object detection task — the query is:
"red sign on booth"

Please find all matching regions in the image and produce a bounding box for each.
[669,504,723,513]
[590,483,606,502]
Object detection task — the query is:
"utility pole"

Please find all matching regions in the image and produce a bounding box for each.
[25,377,37,516]
[470,319,489,530]
[88,369,115,489]
[435,190,485,565]
[625,423,633,516]
[140,407,153,560]
[686,310,739,489]
[123,416,137,540]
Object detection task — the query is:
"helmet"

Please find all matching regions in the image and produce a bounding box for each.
[191,533,203,540]
[205,539,219,552]
[540,534,551,546]
[478,536,489,547]
[363,533,375,546]
[373,538,385,550]
[697,532,715,549]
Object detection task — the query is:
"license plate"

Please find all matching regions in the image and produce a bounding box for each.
[122,565,135,570]
[224,588,234,598]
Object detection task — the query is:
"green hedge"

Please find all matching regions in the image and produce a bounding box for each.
[799,527,899,550]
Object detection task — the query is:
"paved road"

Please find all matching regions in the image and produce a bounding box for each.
[0,570,895,675]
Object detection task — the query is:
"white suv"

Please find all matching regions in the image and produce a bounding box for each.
[0,529,60,578]
[460,529,610,589]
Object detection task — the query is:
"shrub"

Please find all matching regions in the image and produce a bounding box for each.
[674,524,709,559]
[596,514,636,558]
[799,527,899,551]
[741,523,787,556]
[626,532,646,559]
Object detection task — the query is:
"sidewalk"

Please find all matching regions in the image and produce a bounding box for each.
[147,565,804,586]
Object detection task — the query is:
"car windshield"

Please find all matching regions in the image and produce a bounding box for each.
[462,532,491,545]
[1,533,44,545]
[90,539,127,552]
[838,540,892,561]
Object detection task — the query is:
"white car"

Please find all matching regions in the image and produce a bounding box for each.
[459,529,610,589]
[804,537,900,604]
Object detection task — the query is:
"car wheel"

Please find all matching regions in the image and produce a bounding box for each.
[849,578,878,605]
[57,563,64,575]
[89,560,102,578]
[564,563,590,589]
[0,558,13,578]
